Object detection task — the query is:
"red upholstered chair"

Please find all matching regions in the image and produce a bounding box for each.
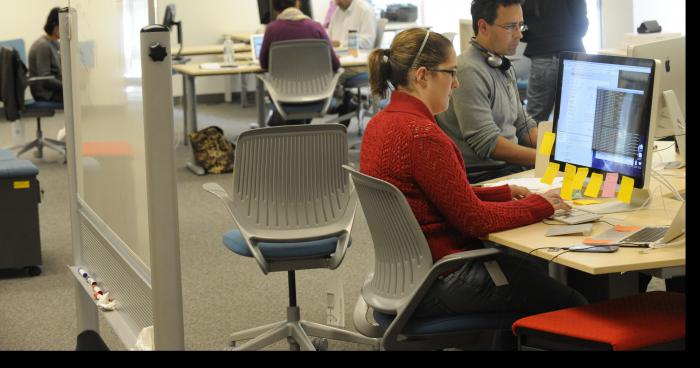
[512,291,685,351]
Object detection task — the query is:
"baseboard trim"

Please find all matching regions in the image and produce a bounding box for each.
[173,92,257,106]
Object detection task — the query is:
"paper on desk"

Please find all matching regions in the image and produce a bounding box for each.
[484,177,563,194]
[199,63,222,70]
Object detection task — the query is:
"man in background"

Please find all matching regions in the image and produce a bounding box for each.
[28,7,63,103]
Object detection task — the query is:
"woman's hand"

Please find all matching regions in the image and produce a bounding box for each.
[510,185,532,200]
[541,189,572,211]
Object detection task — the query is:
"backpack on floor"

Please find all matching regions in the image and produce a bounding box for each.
[189,126,235,174]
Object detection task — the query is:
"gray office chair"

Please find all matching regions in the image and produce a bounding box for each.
[203,125,379,351]
[258,39,343,123]
[327,18,388,135]
[0,40,65,160]
[344,166,524,350]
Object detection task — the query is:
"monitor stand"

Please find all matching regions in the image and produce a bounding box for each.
[579,188,651,214]
[661,90,686,169]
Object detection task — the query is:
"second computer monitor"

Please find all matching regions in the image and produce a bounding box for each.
[627,36,685,140]
[552,52,660,190]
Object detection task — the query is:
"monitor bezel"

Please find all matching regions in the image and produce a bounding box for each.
[551,51,659,190]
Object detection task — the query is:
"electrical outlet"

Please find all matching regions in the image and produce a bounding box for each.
[325,279,344,327]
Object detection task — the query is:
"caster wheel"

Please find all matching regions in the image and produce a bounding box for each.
[312,337,328,351]
[26,266,42,277]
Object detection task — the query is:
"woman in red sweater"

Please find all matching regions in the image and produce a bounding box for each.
[360,28,587,320]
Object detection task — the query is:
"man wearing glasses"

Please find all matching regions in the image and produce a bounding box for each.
[522,0,588,123]
[437,0,538,183]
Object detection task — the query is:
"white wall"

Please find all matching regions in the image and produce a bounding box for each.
[633,0,685,35]
[0,0,68,50]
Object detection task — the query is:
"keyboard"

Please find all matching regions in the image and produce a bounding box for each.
[621,227,668,243]
[550,209,603,225]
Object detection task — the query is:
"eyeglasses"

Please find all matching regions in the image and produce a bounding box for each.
[494,22,528,33]
[429,68,458,79]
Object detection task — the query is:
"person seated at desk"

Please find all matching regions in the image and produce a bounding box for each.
[28,7,63,104]
[259,0,340,125]
[327,0,377,126]
[436,0,538,183]
[361,28,586,325]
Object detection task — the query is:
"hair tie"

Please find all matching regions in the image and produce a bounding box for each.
[382,49,391,63]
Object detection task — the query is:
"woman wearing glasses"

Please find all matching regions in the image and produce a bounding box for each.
[360,28,585,345]
[437,0,539,184]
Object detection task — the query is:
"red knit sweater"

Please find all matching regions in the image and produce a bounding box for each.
[360,91,555,262]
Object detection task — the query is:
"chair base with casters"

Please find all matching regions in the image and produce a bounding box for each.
[222,230,380,351]
[512,291,685,351]
[4,101,66,160]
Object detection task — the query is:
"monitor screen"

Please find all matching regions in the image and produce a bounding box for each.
[250,34,265,63]
[258,0,313,24]
[163,4,176,29]
[552,52,658,189]
[627,36,685,140]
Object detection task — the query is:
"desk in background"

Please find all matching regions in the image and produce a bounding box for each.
[485,167,685,302]
[179,43,251,57]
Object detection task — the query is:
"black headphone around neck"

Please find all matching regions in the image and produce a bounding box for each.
[470,39,512,72]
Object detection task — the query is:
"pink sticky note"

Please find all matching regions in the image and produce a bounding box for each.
[602,173,619,198]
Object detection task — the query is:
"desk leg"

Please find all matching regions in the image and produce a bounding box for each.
[184,74,198,138]
[240,74,248,108]
[566,269,640,303]
[181,75,188,146]
[256,77,267,128]
[549,263,567,285]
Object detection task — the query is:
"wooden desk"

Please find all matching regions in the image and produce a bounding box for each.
[484,168,685,300]
[180,43,251,57]
[172,51,370,144]
[385,22,432,32]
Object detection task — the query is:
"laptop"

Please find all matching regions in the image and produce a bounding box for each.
[599,202,685,248]
[250,34,265,64]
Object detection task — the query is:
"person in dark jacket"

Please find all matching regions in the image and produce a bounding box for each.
[522,0,588,122]
[28,7,63,103]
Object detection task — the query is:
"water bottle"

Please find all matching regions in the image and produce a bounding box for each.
[223,36,235,65]
[348,30,359,57]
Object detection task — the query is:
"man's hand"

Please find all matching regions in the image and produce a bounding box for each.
[331,40,341,48]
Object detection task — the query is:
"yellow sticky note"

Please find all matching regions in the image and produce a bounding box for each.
[584,173,604,198]
[539,132,556,156]
[540,162,560,185]
[13,181,30,189]
[573,199,602,206]
[564,164,577,180]
[561,177,574,201]
[617,176,635,204]
[572,167,589,191]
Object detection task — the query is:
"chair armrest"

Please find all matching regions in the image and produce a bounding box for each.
[202,182,272,274]
[382,248,501,349]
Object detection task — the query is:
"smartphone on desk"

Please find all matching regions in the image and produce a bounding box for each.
[568,244,619,253]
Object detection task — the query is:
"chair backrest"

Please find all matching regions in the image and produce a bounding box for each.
[0,39,27,65]
[374,18,389,49]
[269,39,333,82]
[344,166,434,314]
[231,125,355,242]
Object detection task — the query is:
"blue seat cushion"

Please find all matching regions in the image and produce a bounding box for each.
[345,72,369,88]
[373,311,525,336]
[279,101,328,115]
[0,149,17,161]
[0,159,39,178]
[26,100,64,110]
[223,230,350,260]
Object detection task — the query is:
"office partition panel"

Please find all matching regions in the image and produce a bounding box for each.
[61,0,184,350]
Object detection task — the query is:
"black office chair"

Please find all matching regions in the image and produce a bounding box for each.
[0,40,65,160]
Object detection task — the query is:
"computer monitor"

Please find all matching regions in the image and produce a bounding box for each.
[551,52,661,212]
[258,0,314,24]
[627,36,685,141]
[163,4,185,61]
[250,34,265,64]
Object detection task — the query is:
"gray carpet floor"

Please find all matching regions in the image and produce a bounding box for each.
[0,101,374,350]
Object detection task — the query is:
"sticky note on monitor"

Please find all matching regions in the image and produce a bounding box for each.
[617,176,635,204]
[564,164,577,180]
[541,162,559,185]
[561,176,574,201]
[539,132,556,156]
[584,173,604,198]
[572,167,589,191]
[602,173,619,198]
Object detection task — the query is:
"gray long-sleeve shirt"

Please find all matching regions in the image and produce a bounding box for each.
[28,35,62,101]
[436,45,537,169]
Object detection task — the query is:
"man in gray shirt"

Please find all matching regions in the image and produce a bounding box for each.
[437,0,537,183]
[28,7,63,103]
